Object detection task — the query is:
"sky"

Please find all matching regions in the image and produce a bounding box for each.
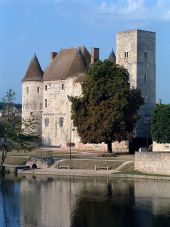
[0,0,170,103]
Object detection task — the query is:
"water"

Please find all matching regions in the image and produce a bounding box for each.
[0,175,170,227]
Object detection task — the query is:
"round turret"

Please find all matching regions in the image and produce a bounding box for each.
[22,54,43,136]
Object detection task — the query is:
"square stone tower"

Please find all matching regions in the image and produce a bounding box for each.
[116,29,156,138]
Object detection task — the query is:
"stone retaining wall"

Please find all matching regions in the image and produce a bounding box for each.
[135,152,170,175]
[153,141,170,152]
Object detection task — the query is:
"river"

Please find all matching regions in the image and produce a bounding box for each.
[0,175,170,227]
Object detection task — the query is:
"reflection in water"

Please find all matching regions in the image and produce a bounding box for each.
[0,176,170,227]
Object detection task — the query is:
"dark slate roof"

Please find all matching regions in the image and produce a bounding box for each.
[22,55,43,82]
[43,47,89,81]
[108,49,116,63]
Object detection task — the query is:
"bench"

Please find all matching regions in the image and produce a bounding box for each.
[57,165,70,170]
[95,165,109,170]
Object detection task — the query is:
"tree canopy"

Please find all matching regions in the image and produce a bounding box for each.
[151,104,170,143]
[69,60,144,152]
[0,89,39,171]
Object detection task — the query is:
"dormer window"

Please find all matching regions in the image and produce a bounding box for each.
[124,52,129,58]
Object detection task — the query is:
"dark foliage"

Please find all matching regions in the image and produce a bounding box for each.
[0,89,39,170]
[151,104,170,143]
[69,61,144,152]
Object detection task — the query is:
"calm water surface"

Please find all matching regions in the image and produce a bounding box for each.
[0,175,170,227]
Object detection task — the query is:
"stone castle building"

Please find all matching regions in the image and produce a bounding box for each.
[22,29,156,151]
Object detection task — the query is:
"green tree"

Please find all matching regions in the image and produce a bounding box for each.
[0,89,39,172]
[69,61,143,153]
[151,104,170,143]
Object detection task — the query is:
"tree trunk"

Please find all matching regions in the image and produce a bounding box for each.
[107,141,112,153]
[0,148,7,174]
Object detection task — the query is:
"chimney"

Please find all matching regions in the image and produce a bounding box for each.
[50,52,57,61]
[91,48,99,64]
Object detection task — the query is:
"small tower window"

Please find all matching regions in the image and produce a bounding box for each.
[59,117,64,128]
[45,118,49,127]
[45,85,47,91]
[144,75,147,83]
[124,52,129,58]
[61,84,65,90]
[144,52,148,62]
[26,87,29,94]
[37,87,39,93]
[45,99,47,108]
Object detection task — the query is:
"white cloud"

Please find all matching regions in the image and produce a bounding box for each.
[97,0,170,21]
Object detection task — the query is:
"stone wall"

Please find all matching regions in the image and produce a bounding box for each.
[135,152,170,175]
[116,29,156,138]
[42,77,82,147]
[75,141,129,152]
[153,141,170,152]
[22,81,43,135]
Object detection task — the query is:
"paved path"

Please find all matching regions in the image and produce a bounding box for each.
[19,168,118,177]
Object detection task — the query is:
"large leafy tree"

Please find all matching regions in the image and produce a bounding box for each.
[151,104,170,143]
[69,61,144,153]
[0,89,39,172]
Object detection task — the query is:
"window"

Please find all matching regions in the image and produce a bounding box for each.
[144,52,148,62]
[26,87,29,93]
[45,118,49,127]
[144,75,147,83]
[124,51,129,58]
[61,84,65,90]
[37,87,39,93]
[45,99,47,108]
[45,85,47,91]
[59,117,64,128]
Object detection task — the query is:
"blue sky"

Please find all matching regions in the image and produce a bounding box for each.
[0,0,170,103]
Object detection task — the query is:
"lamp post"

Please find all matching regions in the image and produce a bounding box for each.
[69,123,75,160]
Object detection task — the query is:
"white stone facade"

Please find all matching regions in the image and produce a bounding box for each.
[22,81,43,135]
[41,78,81,147]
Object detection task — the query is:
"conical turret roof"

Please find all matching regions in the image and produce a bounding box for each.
[22,54,43,82]
[108,49,116,63]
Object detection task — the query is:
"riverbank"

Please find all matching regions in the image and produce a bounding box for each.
[18,168,170,181]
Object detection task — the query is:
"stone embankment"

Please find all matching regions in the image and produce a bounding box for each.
[135,152,170,175]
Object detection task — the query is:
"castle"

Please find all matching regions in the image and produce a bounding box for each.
[22,29,156,152]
